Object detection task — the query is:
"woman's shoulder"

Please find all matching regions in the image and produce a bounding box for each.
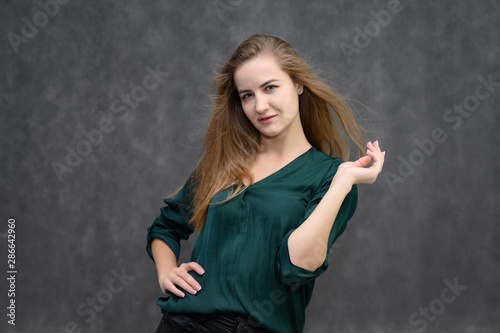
[307,146,345,167]
[287,147,344,183]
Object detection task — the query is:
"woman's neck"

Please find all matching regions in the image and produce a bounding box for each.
[258,129,311,160]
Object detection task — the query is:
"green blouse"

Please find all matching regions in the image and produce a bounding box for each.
[146,147,357,333]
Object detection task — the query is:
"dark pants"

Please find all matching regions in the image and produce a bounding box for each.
[154,311,272,333]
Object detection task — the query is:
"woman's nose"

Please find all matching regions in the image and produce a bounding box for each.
[254,94,269,113]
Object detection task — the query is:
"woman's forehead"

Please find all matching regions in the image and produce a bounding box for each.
[233,54,289,89]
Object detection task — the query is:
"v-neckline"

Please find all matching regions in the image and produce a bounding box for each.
[243,146,314,188]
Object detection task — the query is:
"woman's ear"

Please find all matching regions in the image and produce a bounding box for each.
[296,83,304,95]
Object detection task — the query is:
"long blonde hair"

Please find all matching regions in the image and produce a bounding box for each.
[183,34,366,231]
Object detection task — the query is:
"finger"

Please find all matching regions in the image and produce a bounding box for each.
[184,262,205,276]
[369,152,385,173]
[368,141,382,155]
[366,143,378,159]
[354,155,372,167]
[172,273,201,295]
[180,263,204,290]
[366,148,376,157]
[178,269,202,294]
[367,148,382,161]
[163,280,186,298]
[366,150,382,164]
[367,140,383,156]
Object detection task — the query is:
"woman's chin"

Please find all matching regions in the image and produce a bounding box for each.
[259,130,283,140]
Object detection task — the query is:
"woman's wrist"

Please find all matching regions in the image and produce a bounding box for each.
[158,275,171,295]
[329,172,354,194]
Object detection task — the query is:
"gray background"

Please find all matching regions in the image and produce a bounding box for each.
[1,0,499,332]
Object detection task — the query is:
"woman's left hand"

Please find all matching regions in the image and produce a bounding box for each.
[334,140,385,186]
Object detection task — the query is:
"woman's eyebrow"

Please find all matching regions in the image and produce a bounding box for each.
[238,79,279,94]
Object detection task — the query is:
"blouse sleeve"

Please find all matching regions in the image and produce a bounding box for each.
[146,179,196,262]
[275,161,358,286]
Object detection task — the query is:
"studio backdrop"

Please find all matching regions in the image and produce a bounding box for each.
[1,0,499,332]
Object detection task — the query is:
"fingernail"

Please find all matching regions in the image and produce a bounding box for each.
[192,290,197,295]
[200,270,205,275]
[196,285,202,291]
[180,292,185,298]
[375,140,379,144]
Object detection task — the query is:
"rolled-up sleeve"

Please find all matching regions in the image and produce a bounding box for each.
[276,161,358,286]
[146,180,196,262]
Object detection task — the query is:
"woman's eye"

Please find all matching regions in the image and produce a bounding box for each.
[241,93,252,100]
[266,85,277,91]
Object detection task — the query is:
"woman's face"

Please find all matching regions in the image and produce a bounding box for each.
[233,53,303,140]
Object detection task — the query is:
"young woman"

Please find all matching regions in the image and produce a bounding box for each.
[147,34,385,333]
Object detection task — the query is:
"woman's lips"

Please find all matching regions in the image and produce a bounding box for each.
[258,115,276,124]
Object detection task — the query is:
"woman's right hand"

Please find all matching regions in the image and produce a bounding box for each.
[159,262,205,298]
[333,140,385,187]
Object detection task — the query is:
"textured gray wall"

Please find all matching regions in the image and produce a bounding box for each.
[1,0,499,332]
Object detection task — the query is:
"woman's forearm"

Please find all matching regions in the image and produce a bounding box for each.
[287,178,352,271]
[151,238,178,285]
